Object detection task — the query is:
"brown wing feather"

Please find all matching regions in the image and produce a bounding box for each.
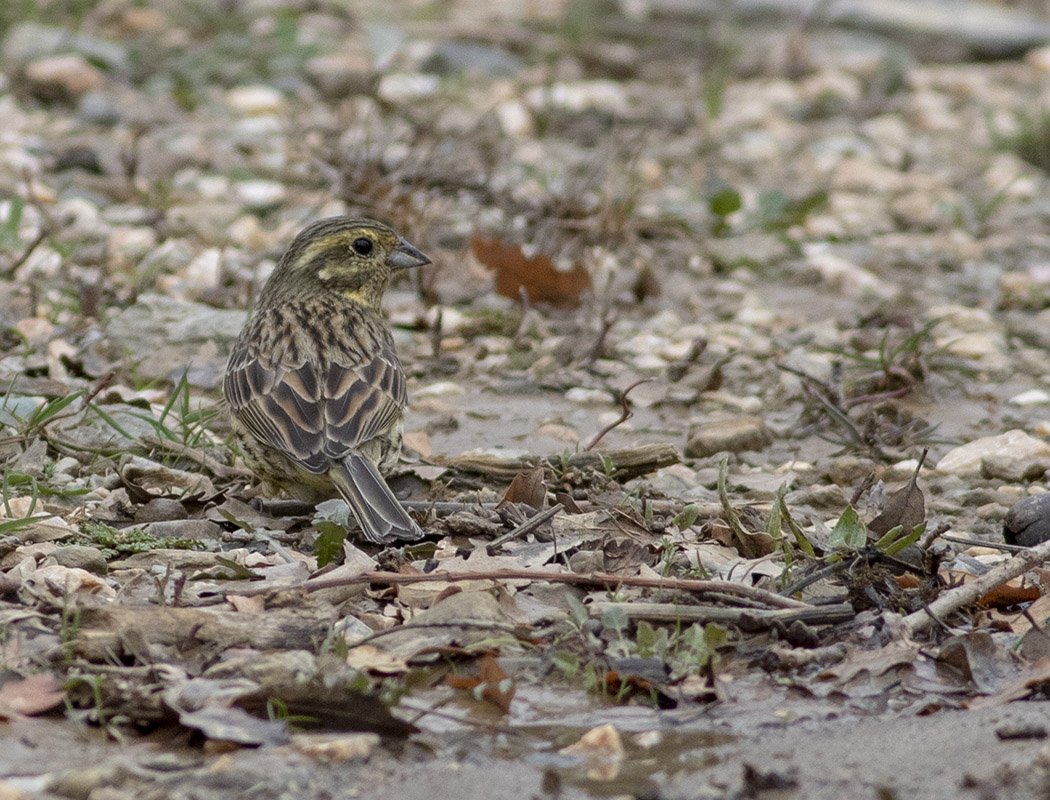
[223,303,406,474]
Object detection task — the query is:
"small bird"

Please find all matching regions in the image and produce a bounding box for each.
[223,216,429,543]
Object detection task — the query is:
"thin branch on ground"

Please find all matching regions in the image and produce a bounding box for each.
[141,435,252,481]
[231,567,811,609]
[584,377,654,451]
[587,601,855,628]
[346,619,535,650]
[939,534,1026,553]
[901,538,1050,637]
[583,309,617,368]
[486,503,562,555]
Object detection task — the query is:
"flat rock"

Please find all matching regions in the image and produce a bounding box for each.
[50,545,108,575]
[2,22,128,71]
[936,430,1050,477]
[24,55,105,101]
[103,294,247,386]
[648,0,1050,59]
[686,414,772,458]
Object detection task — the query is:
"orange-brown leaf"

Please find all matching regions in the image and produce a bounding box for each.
[446,653,515,713]
[500,467,547,511]
[471,235,590,309]
[0,674,65,719]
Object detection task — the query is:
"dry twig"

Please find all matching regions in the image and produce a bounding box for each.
[231,568,811,609]
[584,377,655,451]
[486,503,563,555]
[902,538,1050,637]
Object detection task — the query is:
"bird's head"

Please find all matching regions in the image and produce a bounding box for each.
[263,217,430,308]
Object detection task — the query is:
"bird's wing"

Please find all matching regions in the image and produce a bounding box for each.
[321,341,406,461]
[223,308,406,473]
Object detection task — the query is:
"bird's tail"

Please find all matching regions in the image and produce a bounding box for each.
[330,454,424,544]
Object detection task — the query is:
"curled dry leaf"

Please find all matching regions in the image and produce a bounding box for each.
[446,652,515,713]
[559,722,625,781]
[227,594,265,613]
[0,673,65,719]
[868,460,926,540]
[500,467,547,511]
[293,733,381,762]
[345,644,410,675]
[471,235,590,308]
[19,564,117,606]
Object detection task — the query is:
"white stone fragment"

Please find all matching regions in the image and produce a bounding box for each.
[936,430,1050,476]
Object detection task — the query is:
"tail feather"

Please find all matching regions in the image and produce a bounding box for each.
[330,455,424,544]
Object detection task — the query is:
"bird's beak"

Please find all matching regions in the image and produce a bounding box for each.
[387,237,431,270]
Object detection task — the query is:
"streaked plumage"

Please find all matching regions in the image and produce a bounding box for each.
[223,217,429,543]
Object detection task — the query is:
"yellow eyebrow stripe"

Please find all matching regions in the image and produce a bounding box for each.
[295,230,373,269]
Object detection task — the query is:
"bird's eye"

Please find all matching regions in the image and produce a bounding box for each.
[352,237,373,256]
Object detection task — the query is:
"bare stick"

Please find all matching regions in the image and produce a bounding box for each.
[901,538,1050,637]
[80,371,116,409]
[761,643,849,670]
[486,503,562,555]
[231,568,810,609]
[588,601,855,628]
[584,377,655,451]
[939,534,1026,553]
[583,310,617,368]
[141,435,252,481]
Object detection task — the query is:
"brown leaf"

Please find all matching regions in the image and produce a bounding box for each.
[227,594,265,613]
[868,465,925,539]
[0,673,65,719]
[559,722,625,781]
[708,519,774,559]
[936,632,1021,695]
[979,582,1041,608]
[602,537,654,574]
[401,430,432,459]
[500,467,547,511]
[971,658,1050,707]
[447,653,515,713]
[471,235,590,308]
[345,644,409,675]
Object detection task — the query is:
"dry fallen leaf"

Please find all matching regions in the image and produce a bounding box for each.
[868,466,925,540]
[0,673,66,719]
[227,595,265,614]
[500,467,547,511]
[293,732,381,762]
[559,722,625,780]
[471,235,590,308]
[345,645,409,675]
[446,653,516,713]
[401,430,432,459]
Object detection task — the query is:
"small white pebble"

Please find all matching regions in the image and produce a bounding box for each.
[1009,389,1050,406]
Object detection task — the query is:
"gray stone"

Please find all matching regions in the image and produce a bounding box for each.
[981,454,1050,483]
[51,545,108,575]
[103,294,247,385]
[142,520,222,541]
[705,233,792,271]
[305,53,375,99]
[1004,494,1050,547]
[645,0,1050,59]
[78,90,123,125]
[23,54,104,102]
[135,498,190,524]
[2,22,129,72]
[938,431,1050,477]
[422,42,523,77]
[686,415,772,458]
